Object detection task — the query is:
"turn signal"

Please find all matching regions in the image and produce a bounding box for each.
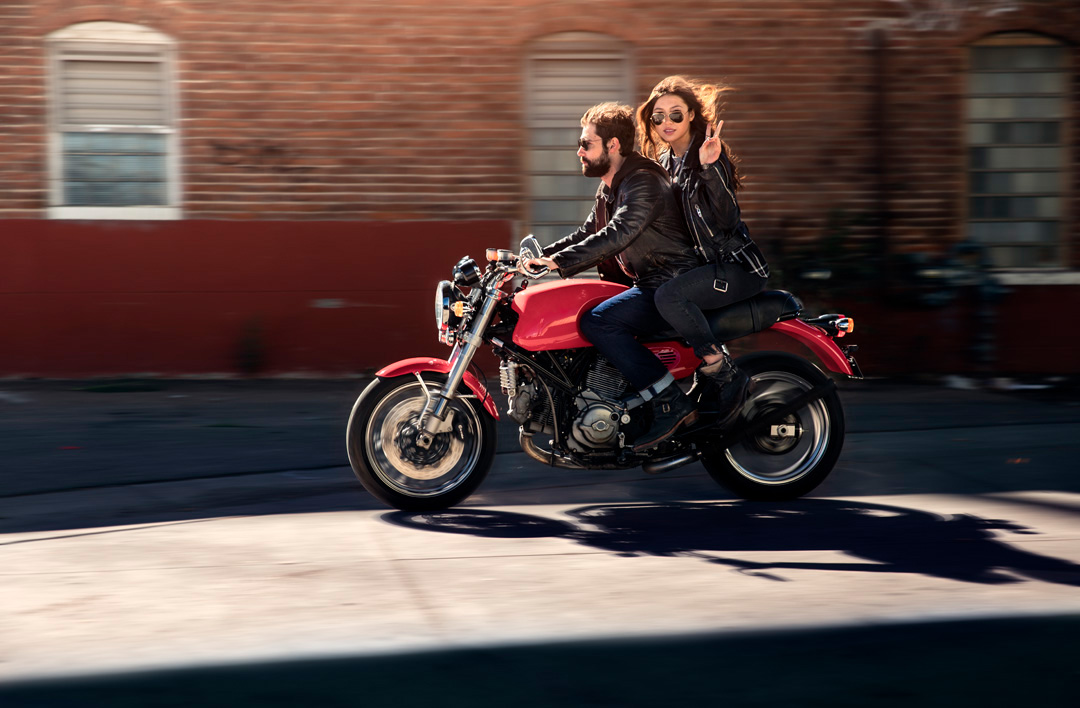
[451,301,471,317]
[836,317,854,337]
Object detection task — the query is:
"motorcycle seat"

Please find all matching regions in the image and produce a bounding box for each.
[640,289,803,344]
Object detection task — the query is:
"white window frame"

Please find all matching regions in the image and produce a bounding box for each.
[524,32,633,249]
[965,31,1070,271]
[46,22,181,220]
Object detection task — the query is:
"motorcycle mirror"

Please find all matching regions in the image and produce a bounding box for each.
[519,234,542,262]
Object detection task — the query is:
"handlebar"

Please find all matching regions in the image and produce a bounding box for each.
[519,260,549,279]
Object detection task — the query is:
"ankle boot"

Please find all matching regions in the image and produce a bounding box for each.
[686,365,716,402]
[699,356,750,428]
[632,384,698,452]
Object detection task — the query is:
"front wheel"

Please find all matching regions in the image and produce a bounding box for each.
[700,352,845,501]
[346,373,497,511]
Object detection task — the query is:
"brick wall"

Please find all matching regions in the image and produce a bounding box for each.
[1,0,1075,255]
[0,1,1078,376]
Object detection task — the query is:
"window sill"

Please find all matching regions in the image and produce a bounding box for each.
[48,206,180,220]
[994,270,1080,286]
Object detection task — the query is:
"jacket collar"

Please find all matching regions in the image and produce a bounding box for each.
[604,152,668,200]
[660,132,704,176]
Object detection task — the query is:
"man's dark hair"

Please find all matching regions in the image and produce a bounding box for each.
[582,102,635,157]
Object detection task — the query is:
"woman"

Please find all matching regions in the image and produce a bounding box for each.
[637,76,770,424]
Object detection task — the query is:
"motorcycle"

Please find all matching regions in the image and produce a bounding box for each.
[346,236,862,512]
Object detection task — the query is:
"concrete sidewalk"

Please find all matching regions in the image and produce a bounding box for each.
[1,377,1079,499]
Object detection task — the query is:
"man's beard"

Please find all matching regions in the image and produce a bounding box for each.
[582,150,611,178]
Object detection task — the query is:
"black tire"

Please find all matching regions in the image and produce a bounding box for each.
[346,373,497,511]
[700,352,845,501]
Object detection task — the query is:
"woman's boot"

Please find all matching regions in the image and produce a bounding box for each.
[696,353,749,428]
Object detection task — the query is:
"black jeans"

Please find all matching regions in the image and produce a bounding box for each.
[654,263,767,359]
[579,286,672,392]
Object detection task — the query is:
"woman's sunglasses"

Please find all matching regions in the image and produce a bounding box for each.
[650,110,685,126]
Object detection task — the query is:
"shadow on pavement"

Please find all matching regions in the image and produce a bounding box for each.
[385,499,1080,587]
[0,615,1074,707]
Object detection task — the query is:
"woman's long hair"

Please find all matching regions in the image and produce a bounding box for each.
[637,76,742,191]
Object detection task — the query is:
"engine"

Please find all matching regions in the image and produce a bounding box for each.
[501,357,631,453]
[569,391,622,451]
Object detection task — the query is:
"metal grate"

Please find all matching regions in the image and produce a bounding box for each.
[653,348,679,369]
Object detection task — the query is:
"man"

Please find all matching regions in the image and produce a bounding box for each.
[521,102,701,451]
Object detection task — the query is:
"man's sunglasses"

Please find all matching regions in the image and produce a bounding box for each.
[577,138,604,151]
[650,110,685,126]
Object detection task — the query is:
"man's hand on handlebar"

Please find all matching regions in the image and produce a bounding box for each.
[518,256,557,278]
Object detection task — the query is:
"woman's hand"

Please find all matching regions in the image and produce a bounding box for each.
[699,119,724,166]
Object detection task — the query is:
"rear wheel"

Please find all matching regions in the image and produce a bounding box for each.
[346,373,496,511]
[700,353,844,500]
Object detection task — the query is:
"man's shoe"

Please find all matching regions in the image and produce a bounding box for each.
[632,384,698,452]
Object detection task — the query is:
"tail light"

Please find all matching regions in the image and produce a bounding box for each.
[804,313,855,338]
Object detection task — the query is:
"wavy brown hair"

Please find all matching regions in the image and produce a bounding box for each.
[636,76,742,191]
[582,102,636,157]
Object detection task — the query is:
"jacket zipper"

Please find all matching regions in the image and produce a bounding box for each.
[692,201,718,261]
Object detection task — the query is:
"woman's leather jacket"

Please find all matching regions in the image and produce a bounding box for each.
[661,135,769,278]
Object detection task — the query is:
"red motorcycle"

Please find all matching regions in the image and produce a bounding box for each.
[347,236,862,511]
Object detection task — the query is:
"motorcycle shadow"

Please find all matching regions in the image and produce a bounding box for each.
[384,499,1080,587]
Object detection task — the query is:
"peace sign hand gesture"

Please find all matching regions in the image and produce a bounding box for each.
[699,119,724,166]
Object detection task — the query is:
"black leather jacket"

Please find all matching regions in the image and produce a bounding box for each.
[543,153,699,290]
[662,135,769,279]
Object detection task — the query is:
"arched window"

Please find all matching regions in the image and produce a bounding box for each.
[525,32,632,248]
[46,22,180,219]
[966,32,1068,267]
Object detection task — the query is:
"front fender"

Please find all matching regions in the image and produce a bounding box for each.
[376,357,500,419]
[769,320,860,378]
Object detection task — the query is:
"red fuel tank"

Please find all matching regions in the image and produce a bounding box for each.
[511,279,627,351]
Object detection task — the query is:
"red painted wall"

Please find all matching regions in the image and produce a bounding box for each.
[1,220,510,377]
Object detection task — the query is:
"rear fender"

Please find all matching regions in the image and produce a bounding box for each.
[376,357,500,419]
[768,320,859,378]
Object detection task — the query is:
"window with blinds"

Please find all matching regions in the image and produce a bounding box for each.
[525,33,632,248]
[47,22,179,219]
[966,33,1068,268]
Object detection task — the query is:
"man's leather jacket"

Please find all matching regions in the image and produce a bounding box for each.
[542,153,699,290]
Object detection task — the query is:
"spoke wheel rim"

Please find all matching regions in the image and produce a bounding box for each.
[724,371,831,486]
[365,382,484,498]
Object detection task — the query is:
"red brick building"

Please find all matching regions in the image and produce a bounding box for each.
[1,1,1077,376]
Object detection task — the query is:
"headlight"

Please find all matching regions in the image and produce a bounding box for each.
[435,280,461,345]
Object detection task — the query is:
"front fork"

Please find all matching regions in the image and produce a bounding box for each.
[417,289,501,448]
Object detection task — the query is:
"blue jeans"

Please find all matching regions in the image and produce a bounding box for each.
[654,263,767,359]
[579,287,671,392]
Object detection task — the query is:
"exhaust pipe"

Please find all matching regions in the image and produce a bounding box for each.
[641,452,701,475]
[520,430,700,474]
[519,430,586,469]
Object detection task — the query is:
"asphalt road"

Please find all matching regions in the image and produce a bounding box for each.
[1,378,1079,705]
